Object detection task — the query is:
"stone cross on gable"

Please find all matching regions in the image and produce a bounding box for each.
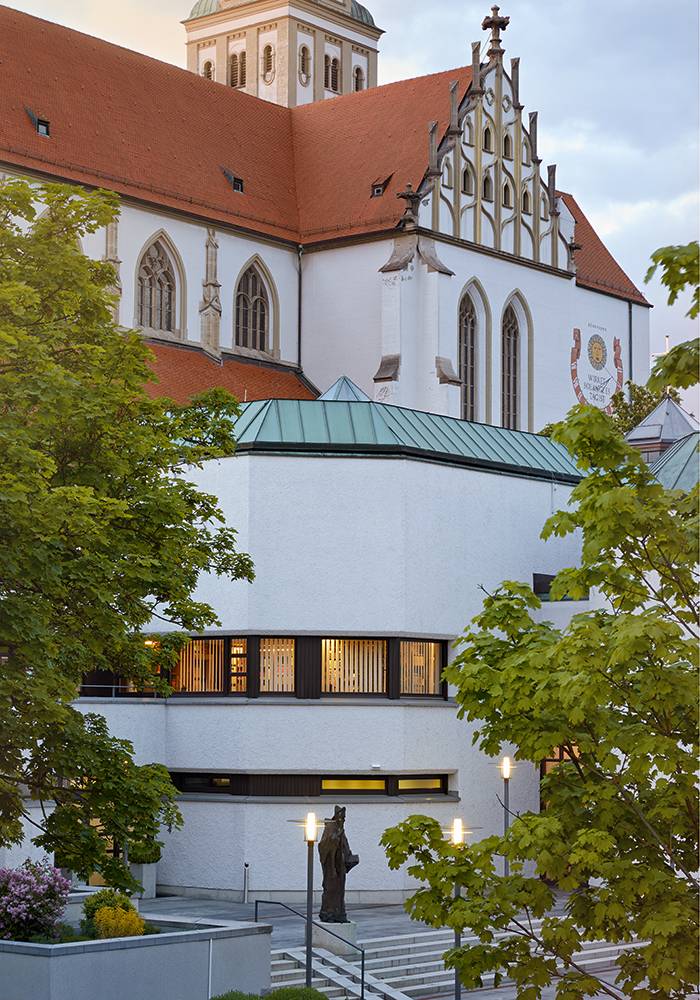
[482,5,510,59]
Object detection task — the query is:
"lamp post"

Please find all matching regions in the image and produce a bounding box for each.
[500,757,512,876]
[304,812,318,988]
[450,818,464,1000]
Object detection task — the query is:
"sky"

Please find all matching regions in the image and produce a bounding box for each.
[9,0,700,375]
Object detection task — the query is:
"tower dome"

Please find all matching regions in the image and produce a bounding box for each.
[351,1,376,27]
[187,0,218,19]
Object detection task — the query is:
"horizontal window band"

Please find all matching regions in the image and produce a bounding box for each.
[171,772,451,799]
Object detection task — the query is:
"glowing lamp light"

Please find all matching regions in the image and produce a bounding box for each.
[500,756,512,780]
[304,812,318,844]
[144,640,158,648]
[451,817,465,846]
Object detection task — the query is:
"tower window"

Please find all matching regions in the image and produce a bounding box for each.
[230,53,239,88]
[299,45,311,85]
[353,65,365,92]
[326,55,340,93]
[262,45,275,83]
[483,126,493,152]
[202,60,214,81]
[239,51,247,87]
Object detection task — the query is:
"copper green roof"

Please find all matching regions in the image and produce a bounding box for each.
[232,399,581,483]
[651,432,699,492]
[187,0,376,25]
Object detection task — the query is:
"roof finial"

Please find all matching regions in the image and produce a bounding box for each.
[482,5,510,60]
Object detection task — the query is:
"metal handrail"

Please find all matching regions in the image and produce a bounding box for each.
[254,900,365,1000]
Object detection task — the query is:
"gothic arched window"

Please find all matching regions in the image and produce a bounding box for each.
[137,240,178,334]
[482,173,494,202]
[230,53,239,88]
[541,195,550,221]
[354,65,365,92]
[503,181,513,209]
[459,293,478,422]
[483,126,493,152]
[202,60,214,80]
[442,160,453,189]
[299,46,311,84]
[503,132,513,159]
[235,265,269,353]
[522,189,532,214]
[462,166,474,196]
[501,304,519,429]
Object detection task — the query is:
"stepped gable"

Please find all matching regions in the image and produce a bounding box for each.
[0,4,648,303]
[145,342,317,405]
[559,192,649,305]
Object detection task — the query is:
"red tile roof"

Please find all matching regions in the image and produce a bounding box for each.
[559,192,649,306]
[0,4,647,304]
[145,342,317,404]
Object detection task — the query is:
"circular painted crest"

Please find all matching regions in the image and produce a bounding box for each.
[587,334,607,371]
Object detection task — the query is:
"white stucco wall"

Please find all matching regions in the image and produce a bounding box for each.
[73,450,585,897]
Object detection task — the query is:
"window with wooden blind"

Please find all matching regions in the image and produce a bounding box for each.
[321,639,387,694]
[400,641,442,696]
[172,639,225,693]
[230,638,248,694]
[259,638,295,694]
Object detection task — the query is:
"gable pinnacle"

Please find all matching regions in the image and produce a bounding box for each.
[482,5,510,60]
[397,183,422,228]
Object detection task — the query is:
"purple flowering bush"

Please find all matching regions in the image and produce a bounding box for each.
[0,860,70,941]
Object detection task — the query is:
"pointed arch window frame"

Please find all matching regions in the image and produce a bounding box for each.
[134,231,186,341]
[459,293,478,422]
[233,257,280,360]
[501,302,520,430]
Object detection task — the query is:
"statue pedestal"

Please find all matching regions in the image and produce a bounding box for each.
[312,920,358,956]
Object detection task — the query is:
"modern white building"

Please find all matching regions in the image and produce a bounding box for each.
[0,1,652,897]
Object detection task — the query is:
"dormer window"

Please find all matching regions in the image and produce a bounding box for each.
[222,167,244,193]
[371,174,392,199]
[36,119,50,137]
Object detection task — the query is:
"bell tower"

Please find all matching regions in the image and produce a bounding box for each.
[183,0,382,108]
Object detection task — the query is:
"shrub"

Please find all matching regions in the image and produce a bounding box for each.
[127,841,162,866]
[93,905,145,939]
[82,887,134,922]
[211,993,259,1000]
[0,860,70,941]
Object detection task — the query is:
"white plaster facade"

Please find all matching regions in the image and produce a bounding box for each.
[73,450,587,899]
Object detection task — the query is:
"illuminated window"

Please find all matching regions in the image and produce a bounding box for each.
[260,638,295,693]
[398,777,444,792]
[322,639,387,694]
[172,639,225,693]
[400,641,442,695]
[322,778,386,792]
[230,638,248,694]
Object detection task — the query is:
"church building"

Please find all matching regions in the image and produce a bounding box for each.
[0,2,653,899]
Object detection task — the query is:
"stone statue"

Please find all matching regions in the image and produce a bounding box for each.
[318,806,359,923]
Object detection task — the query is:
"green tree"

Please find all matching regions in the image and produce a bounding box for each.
[382,342,699,997]
[608,381,680,437]
[645,241,699,321]
[0,178,254,888]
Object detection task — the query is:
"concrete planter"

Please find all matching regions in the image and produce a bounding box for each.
[129,862,157,899]
[0,916,271,1000]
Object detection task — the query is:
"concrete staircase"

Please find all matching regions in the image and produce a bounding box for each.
[271,925,641,999]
